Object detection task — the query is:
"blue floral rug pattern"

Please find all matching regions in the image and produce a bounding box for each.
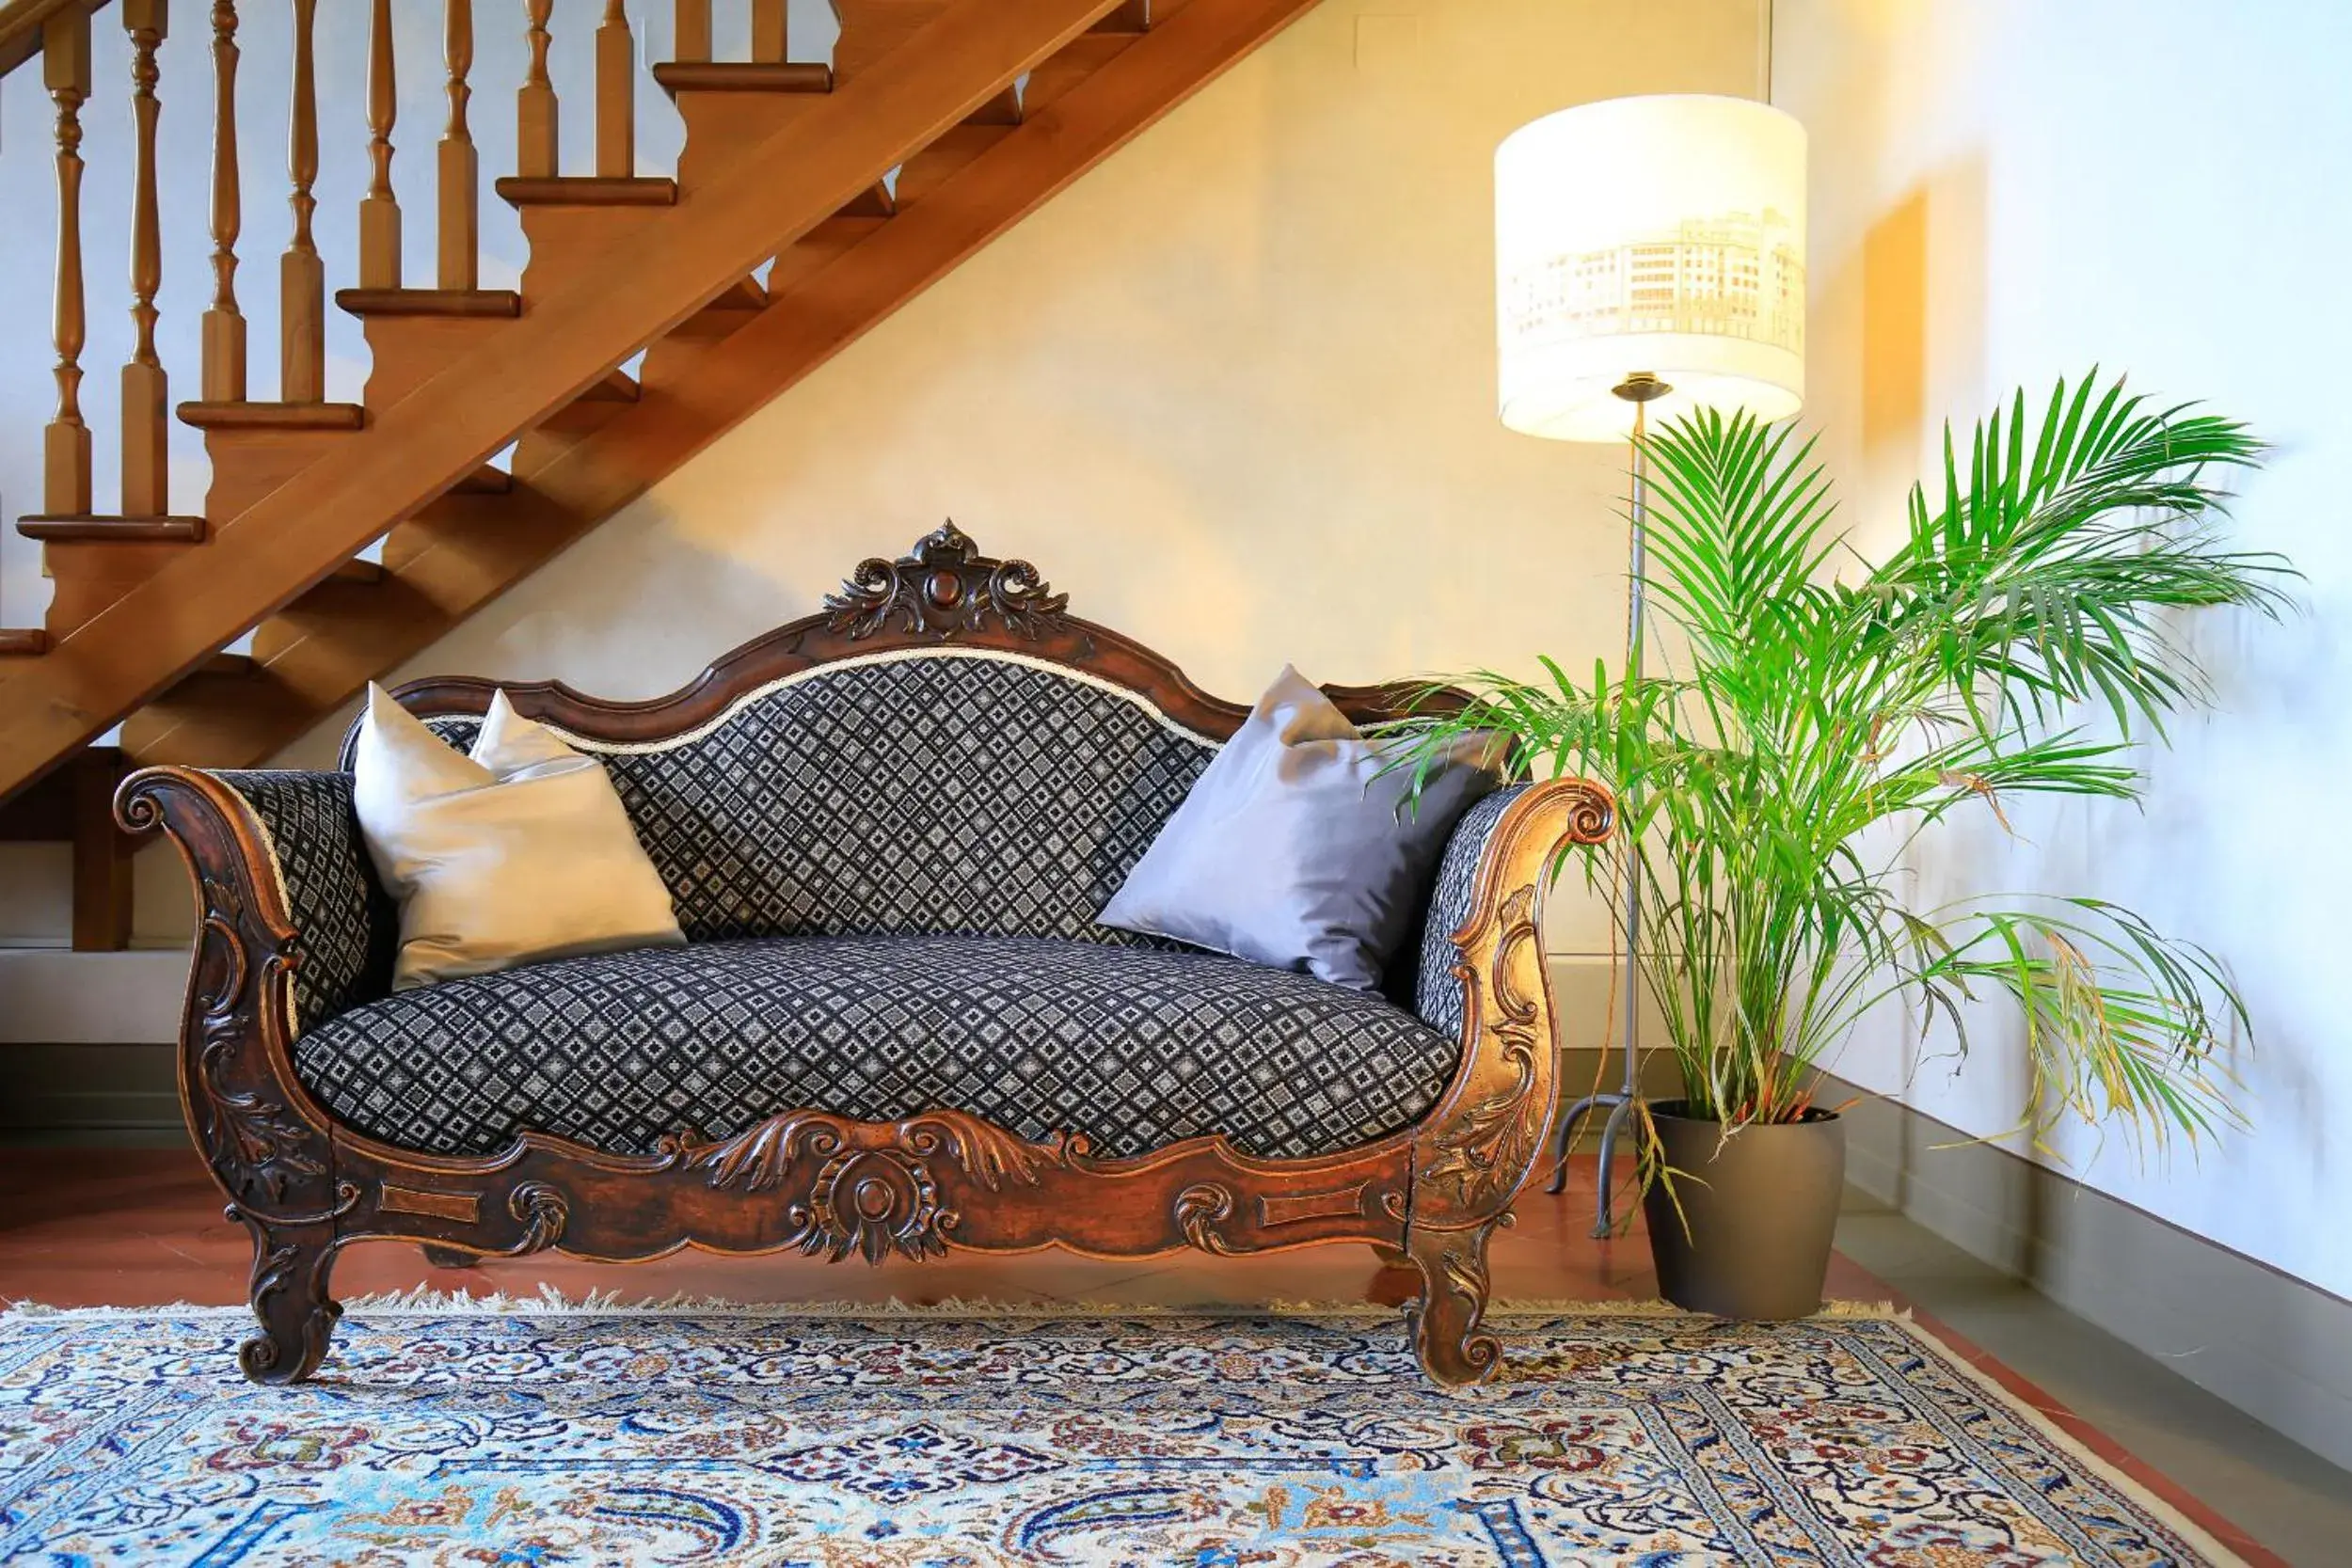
[0,1304,2240,1565]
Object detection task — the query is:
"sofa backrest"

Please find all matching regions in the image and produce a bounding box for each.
[395,649,1219,944]
[350,525,1443,951]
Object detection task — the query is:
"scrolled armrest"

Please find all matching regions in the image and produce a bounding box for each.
[119,767,394,1036]
[1406,776,1613,1243]
[1413,778,1613,1036]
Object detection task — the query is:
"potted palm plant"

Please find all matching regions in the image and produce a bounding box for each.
[1391,373,2289,1318]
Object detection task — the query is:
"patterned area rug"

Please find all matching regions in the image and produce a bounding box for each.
[0,1300,2242,1566]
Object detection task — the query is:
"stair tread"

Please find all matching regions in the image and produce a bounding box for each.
[329,560,388,585]
[575,369,642,404]
[527,371,644,441]
[0,630,48,657]
[19,515,207,544]
[497,176,678,208]
[840,179,898,219]
[179,401,367,432]
[664,276,775,353]
[1092,0,1152,30]
[966,82,1025,126]
[198,653,258,679]
[337,288,523,319]
[706,277,770,312]
[653,61,833,97]
[454,466,516,495]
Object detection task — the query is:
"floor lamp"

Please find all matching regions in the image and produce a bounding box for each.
[1493,94,1808,1236]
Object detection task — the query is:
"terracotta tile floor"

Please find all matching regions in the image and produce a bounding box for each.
[0,1147,2298,1565]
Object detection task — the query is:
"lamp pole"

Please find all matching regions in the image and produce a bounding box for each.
[1548,371,1669,1236]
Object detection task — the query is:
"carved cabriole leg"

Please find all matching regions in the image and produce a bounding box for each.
[1405,779,1615,1386]
[228,1209,342,1385]
[1402,1220,1500,1386]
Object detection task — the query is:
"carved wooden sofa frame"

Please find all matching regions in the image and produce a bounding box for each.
[119,525,1613,1388]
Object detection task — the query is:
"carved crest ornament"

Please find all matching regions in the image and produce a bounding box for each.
[821,521,1071,641]
[667,1110,1080,1265]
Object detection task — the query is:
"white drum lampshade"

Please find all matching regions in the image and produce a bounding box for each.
[1496,94,1807,442]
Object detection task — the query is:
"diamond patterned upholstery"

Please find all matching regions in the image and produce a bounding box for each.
[342,652,1217,947]
[1414,784,1530,1037]
[293,936,1461,1160]
[211,770,398,1035]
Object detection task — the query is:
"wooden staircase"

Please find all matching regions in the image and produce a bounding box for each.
[0,0,1324,837]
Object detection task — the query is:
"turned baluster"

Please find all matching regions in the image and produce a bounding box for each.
[752,0,787,63]
[41,8,92,516]
[674,0,709,64]
[438,0,477,289]
[359,0,400,288]
[517,0,556,178]
[596,0,633,178]
[281,0,323,402]
[201,1,246,403]
[120,1,171,515]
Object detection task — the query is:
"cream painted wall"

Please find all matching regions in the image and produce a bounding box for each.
[1776,0,2352,1299]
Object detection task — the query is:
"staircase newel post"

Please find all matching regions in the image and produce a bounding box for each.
[359,0,401,289]
[595,1,634,178]
[438,0,478,289]
[280,0,324,403]
[517,0,557,178]
[202,0,246,404]
[42,7,94,517]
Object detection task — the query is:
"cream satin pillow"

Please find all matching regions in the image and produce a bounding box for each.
[353,684,685,990]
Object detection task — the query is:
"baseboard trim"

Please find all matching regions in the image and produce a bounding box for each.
[1828,1072,2352,1473]
[0,1041,184,1145]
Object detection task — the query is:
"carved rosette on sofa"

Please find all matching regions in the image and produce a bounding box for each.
[120,524,1613,1387]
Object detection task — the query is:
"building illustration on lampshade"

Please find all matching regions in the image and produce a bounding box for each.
[1494,93,1806,442]
[1508,207,1804,356]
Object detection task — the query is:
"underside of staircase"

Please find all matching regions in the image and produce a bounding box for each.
[0,0,1322,834]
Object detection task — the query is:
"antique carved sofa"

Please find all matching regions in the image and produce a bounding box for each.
[120,526,1612,1388]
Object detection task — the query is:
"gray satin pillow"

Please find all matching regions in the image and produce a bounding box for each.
[1101,666,1503,990]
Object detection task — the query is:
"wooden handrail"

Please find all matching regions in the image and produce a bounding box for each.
[0,0,109,80]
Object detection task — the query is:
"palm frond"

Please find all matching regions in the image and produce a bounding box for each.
[1391,371,2284,1152]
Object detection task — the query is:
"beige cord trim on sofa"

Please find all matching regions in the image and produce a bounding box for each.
[529,644,1229,757]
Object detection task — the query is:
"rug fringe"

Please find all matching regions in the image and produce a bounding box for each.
[6,1291,1906,1323]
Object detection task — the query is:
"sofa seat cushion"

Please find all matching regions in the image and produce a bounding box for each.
[292,936,1462,1163]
